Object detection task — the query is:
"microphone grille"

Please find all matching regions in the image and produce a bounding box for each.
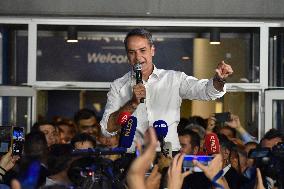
[134,62,142,71]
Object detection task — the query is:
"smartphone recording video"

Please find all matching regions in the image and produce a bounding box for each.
[183,155,213,172]
[214,112,231,123]
[11,127,24,156]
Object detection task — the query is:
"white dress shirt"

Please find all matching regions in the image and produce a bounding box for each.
[100,66,226,151]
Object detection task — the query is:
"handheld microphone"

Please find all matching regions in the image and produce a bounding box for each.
[119,116,137,148]
[204,133,220,155]
[153,120,168,156]
[117,112,131,126]
[134,62,144,103]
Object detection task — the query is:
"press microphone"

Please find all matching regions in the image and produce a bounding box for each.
[204,133,220,155]
[119,116,137,148]
[153,120,168,156]
[117,112,131,126]
[134,62,144,103]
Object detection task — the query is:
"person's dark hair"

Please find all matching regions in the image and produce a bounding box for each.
[184,123,206,139]
[124,28,154,50]
[31,121,56,133]
[218,125,237,138]
[70,133,96,148]
[42,185,69,189]
[177,118,189,133]
[24,131,48,160]
[178,129,201,148]
[188,116,207,129]
[218,134,235,150]
[55,118,77,135]
[73,108,97,125]
[261,128,284,142]
[47,144,73,175]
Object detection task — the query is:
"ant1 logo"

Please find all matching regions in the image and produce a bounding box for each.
[209,136,217,152]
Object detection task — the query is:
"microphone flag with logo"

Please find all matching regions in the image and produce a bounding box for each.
[119,116,137,148]
[204,133,220,155]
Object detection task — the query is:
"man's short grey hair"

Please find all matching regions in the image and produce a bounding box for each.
[184,123,206,139]
[124,28,154,50]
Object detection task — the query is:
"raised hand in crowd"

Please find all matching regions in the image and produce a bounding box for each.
[145,165,161,189]
[254,168,265,189]
[194,154,230,189]
[126,127,160,189]
[225,113,243,130]
[0,148,20,181]
[167,153,191,189]
[206,114,216,134]
[226,113,257,144]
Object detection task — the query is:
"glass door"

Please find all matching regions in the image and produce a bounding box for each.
[265,89,284,134]
[0,86,36,132]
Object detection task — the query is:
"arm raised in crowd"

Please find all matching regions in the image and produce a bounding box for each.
[194,154,230,189]
[167,153,191,189]
[126,127,160,189]
[226,114,257,143]
[0,149,20,182]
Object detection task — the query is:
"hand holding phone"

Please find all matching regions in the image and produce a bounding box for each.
[11,127,24,156]
[183,155,213,172]
[214,112,231,123]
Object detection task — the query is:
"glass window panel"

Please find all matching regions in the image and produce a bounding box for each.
[269,28,284,87]
[37,90,108,121]
[0,96,32,129]
[0,24,28,85]
[272,100,284,133]
[34,25,259,84]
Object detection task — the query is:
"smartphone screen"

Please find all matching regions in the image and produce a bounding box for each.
[214,112,231,123]
[183,155,213,172]
[11,127,24,156]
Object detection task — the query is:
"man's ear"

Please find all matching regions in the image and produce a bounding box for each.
[151,45,155,56]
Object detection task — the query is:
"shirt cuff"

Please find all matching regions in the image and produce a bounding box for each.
[207,79,226,99]
[100,116,119,137]
[241,132,257,144]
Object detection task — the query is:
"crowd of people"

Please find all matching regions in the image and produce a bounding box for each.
[0,28,283,189]
[0,109,283,189]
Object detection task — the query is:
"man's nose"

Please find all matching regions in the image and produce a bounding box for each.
[135,53,142,62]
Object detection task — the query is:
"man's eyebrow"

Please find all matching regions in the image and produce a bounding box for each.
[127,47,147,52]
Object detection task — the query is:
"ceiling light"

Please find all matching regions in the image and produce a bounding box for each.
[210,28,220,45]
[66,26,78,43]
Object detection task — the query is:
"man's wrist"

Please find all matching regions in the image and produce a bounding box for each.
[131,101,138,110]
[213,75,226,84]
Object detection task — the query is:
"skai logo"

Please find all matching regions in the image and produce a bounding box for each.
[154,123,167,128]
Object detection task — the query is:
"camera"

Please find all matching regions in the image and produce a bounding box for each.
[249,142,284,188]
[214,112,231,123]
[69,149,134,189]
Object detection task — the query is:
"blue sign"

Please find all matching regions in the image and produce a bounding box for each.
[17,35,193,82]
